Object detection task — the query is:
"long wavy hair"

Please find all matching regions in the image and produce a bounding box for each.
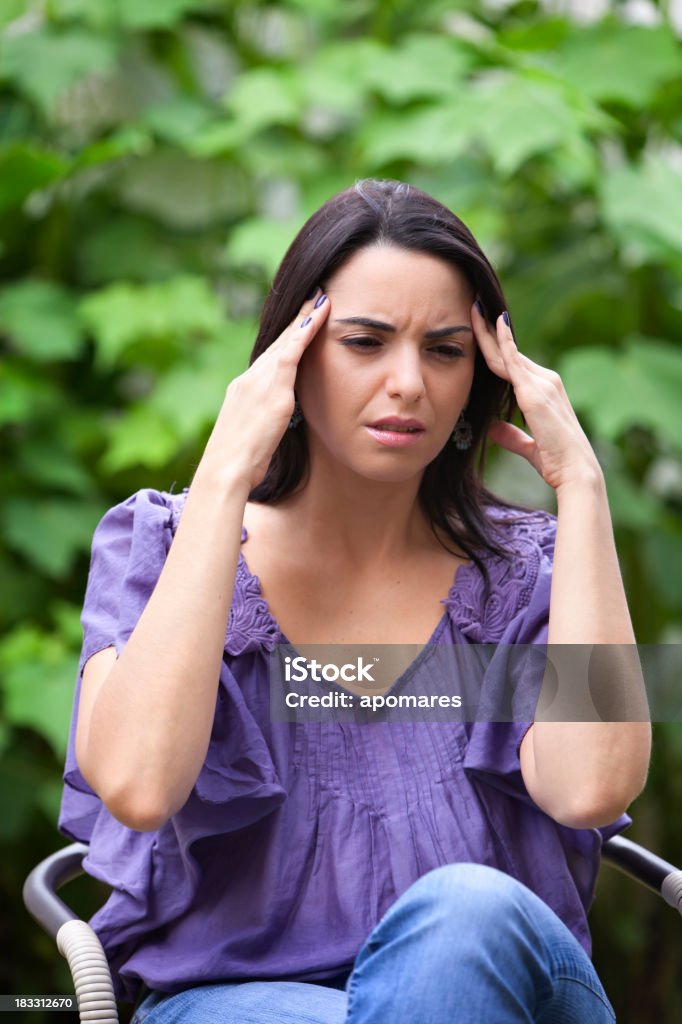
[248,178,535,595]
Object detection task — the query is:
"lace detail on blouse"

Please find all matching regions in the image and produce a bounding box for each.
[226,550,282,654]
[166,489,281,656]
[442,507,557,642]
[167,490,556,650]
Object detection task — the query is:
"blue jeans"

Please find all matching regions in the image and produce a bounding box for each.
[130,863,616,1023]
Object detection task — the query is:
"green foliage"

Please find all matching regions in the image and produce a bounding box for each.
[1,2,681,1021]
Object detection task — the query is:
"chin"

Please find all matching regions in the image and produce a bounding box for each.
[348,459,429,486]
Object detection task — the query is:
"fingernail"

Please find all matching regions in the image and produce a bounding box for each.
[502,310,510,327]
[474,299,484,317]
[306,285,319,300]
[314,293,327,309]
[300,315,312,327]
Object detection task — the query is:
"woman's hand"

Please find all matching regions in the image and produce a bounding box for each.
[197,288,330,492]
[471,301,602,493]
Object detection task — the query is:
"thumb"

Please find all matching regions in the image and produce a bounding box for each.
[487,420,536,463]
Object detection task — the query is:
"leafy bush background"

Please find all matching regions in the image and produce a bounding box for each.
[1,1,681,1020]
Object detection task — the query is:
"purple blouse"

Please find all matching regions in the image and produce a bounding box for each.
[58,487,631,1003]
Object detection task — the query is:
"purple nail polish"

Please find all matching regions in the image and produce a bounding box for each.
[475,299,484,317]
[314,293,327,309]
[502,311,510,327]
[300,315,312,327]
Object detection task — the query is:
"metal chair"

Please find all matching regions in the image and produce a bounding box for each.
[23,837,682,1024]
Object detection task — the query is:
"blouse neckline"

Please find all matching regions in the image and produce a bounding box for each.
[237,523,478,695]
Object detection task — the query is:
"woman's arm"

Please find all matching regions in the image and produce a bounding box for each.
[519,471,651,829]
[471,302,652,830]
[77,288,331,831]
[78,470,252,831]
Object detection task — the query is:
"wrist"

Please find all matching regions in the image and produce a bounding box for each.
[555,463,605,502]
[190,462,254,502]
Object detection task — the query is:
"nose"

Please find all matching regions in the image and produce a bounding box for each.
[385,344,425,403]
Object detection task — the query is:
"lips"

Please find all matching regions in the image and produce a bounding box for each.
[367,417,425,432]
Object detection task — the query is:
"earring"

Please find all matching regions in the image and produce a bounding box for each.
[451,410,472,450]
[288,398,303,429]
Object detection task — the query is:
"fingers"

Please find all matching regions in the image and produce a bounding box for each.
[488,420,538,462]
[471,300,558,385]
[271,287,329,353]
[471,300,510,381]
[289,289,329,354]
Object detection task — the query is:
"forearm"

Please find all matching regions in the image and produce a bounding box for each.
[86,468,252,825]
[524,470,651,828]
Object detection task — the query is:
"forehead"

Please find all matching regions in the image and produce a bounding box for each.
[325,245,472,308]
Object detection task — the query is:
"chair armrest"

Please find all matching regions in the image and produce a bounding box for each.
[602,835,682,916]
[22,842,89,938]
[23,844,119,1023]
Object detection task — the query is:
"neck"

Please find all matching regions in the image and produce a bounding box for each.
[279,457,434,570]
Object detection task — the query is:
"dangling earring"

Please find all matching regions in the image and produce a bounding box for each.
[288,398,303,429]
[451,409,472,449]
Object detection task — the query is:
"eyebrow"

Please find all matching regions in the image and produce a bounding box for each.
[332,316,473,340]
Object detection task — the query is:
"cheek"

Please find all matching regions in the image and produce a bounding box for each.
[298,344,363,401]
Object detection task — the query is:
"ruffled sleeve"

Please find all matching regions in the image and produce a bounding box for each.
[59,488,176,843]
[458,508,631,844]
[59,485,287,845]
[460,508,556,802]
[57,487,288,1002]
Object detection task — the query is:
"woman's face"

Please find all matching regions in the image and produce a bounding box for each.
[295,244,477,484]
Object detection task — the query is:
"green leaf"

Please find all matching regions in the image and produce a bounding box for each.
[544,23,681,107]
[559,337,682,449]
[49,601,85,649]
[467,70,611,178]
[148,321,256,440]
[49,0,118,29]
[358,103,471,167]
[18,435,93,496]
[185,121,252,158]
[0,27,118,114]
[0,626,78,759]
[223,67,303,135]
[0,0,30,30]
[141,96,217,146]
[0,280,84,361]
[224,217,303,279]
[603,466,664,531]
[0,143,65,216]
[116,149,250,229]
[79,275,225,370]
[118,0,217,30]
[0,364,62,427]
[504,235,617,352]
[75,215,187,285]
[3,498,106,578]
[363,33,473,104]
[73,126,153,170]
[600,154,682,263]
[644,528,682,609]
[298,40,385,121]
[101,405,179,472]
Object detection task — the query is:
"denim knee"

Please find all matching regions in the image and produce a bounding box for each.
[392,863,529,932]
[364,861,554,968]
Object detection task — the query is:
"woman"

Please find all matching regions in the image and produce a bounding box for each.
[60,178,651,1023]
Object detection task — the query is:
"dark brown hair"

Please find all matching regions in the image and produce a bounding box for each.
[248,178,535,594]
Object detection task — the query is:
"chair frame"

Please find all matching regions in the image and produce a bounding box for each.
[23,837,682,1024]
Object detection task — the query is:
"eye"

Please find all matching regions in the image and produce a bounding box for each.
[429,345,466,360]
[341,336,381,350]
